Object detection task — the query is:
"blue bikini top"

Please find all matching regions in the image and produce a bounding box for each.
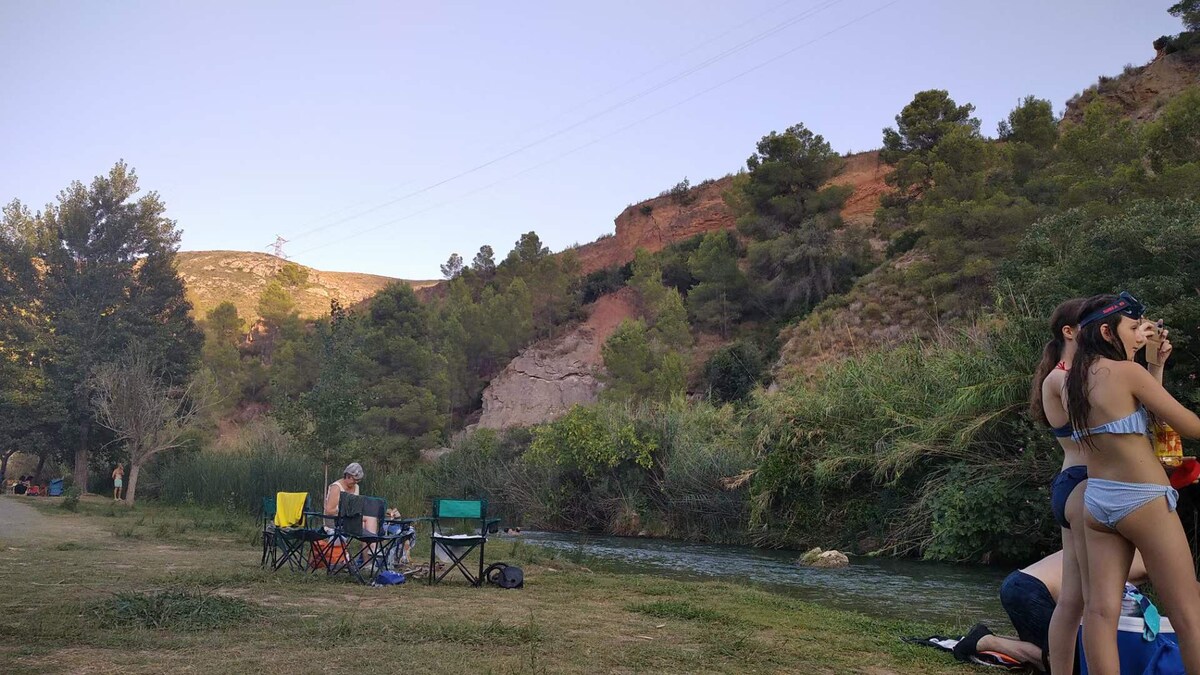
[1051,423,1073,439]
[1072,406,1150,441]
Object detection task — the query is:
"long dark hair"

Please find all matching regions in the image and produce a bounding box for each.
[1029,297,1086,425]
[1066,294,1133,445]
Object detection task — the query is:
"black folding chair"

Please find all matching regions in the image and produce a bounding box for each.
[427,498,500,586]
[260,496,278,569]
[267,492,329,573]
[328,492,412,583]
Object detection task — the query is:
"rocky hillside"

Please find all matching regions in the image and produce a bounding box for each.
[1064,47,1200,124]
[177,250,436,321]
[570,150,887,276]
[477,288,638,429]
[475,152,890,428]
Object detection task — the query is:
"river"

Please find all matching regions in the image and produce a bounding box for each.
[513,530,1011,629]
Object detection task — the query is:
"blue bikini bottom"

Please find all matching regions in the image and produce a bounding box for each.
[1084,478,1178,530]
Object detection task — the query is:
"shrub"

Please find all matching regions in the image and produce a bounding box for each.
[60,487,81,512]
[702,341,765,403]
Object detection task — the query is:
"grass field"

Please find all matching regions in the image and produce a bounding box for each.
[0,495,976,674]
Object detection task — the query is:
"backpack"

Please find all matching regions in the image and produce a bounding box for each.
[483,562,524,589]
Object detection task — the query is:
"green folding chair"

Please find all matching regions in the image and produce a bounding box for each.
[427,498,500,586]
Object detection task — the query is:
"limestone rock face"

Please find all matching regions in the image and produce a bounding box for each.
[477,289,638,429]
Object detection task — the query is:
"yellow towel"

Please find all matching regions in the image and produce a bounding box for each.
[275,492,307,528]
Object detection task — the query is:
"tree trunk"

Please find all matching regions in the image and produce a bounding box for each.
[73,421,90,493]
[124,462,141,505]
[0,449,13,484]
[33,452,47,482]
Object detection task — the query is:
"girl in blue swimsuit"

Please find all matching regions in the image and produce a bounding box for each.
[1066,292,1200,675]
[1030,297,1089,675]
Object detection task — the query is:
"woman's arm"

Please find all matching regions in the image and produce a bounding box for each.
[323,482,341,516]
[1125,362,1200,438]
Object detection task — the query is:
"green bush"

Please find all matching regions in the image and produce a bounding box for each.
[924,464,1055,563]
[702,341,765,403]
[60,487,81,512]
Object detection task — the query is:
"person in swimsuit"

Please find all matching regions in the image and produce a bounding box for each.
[1032,300,1165,673]
[112,465,124,501]
[1066,292,1200,674]
[1028,298,1090,674]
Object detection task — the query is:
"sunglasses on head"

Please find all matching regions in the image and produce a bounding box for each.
[1078,291,1146,328]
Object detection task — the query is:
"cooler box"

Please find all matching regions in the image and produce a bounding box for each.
[1079,615,1177,674]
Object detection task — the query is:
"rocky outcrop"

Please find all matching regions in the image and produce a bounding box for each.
[1064,48,1200,125]
[573,177,738,275]
[477,289,638,429]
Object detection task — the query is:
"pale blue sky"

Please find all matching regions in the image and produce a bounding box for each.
[0,1,1181,279]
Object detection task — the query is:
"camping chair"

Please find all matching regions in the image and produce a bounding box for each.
[48,478,64,497]
[264,492,329,572]
[326,493,413,583]
[261,496,278,568]
[427,498,499,586]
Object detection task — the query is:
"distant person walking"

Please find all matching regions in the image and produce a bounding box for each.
[112,465,124,501]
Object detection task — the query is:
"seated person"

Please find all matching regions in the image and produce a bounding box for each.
[13,476,27,495]
[323,462,364,533]
[384,507,416,564]
[954,549,1148,671]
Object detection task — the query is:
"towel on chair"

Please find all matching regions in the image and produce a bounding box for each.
[275,492,308,528]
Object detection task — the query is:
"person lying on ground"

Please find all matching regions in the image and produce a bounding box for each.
[954,548,1148,671]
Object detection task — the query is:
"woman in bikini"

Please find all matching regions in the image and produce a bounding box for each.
[1067,292,1200,674]
[1035,298,1167,673]
[1027,298,1087,674]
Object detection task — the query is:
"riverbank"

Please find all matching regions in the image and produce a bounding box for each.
[0,495,975,673]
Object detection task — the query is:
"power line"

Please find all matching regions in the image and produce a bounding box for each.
[286,2,807,241]
[477,0,807,152]
[283,0,848,244]
[292,0,902,260]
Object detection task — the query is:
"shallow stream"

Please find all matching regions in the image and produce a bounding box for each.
[515,530,1010,628]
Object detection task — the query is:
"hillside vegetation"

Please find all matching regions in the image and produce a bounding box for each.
[176,250,435,321]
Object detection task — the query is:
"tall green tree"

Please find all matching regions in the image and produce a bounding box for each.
[1169,0,1200,31]
[687,231,748,334]
[1054,100,1146,208]
[0,201,61,482]
[273,300,361,483]
[879,90,980,210]
[355,283,448,463]
[37,163,201,490]
[201,302,246,408]
[733,123,861,319]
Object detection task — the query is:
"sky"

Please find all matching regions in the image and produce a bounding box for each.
[0,1,1183,279]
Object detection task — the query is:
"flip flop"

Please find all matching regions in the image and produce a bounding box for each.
[952,623,993,662]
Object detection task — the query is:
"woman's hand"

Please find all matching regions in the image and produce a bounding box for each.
[1157,329,1173,365]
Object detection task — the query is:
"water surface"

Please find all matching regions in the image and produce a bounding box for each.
[515,530,1010,628]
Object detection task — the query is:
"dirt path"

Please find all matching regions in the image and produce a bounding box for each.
[0,494,119,543]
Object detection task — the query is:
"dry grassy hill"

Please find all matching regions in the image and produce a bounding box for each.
[176,250,437,321]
